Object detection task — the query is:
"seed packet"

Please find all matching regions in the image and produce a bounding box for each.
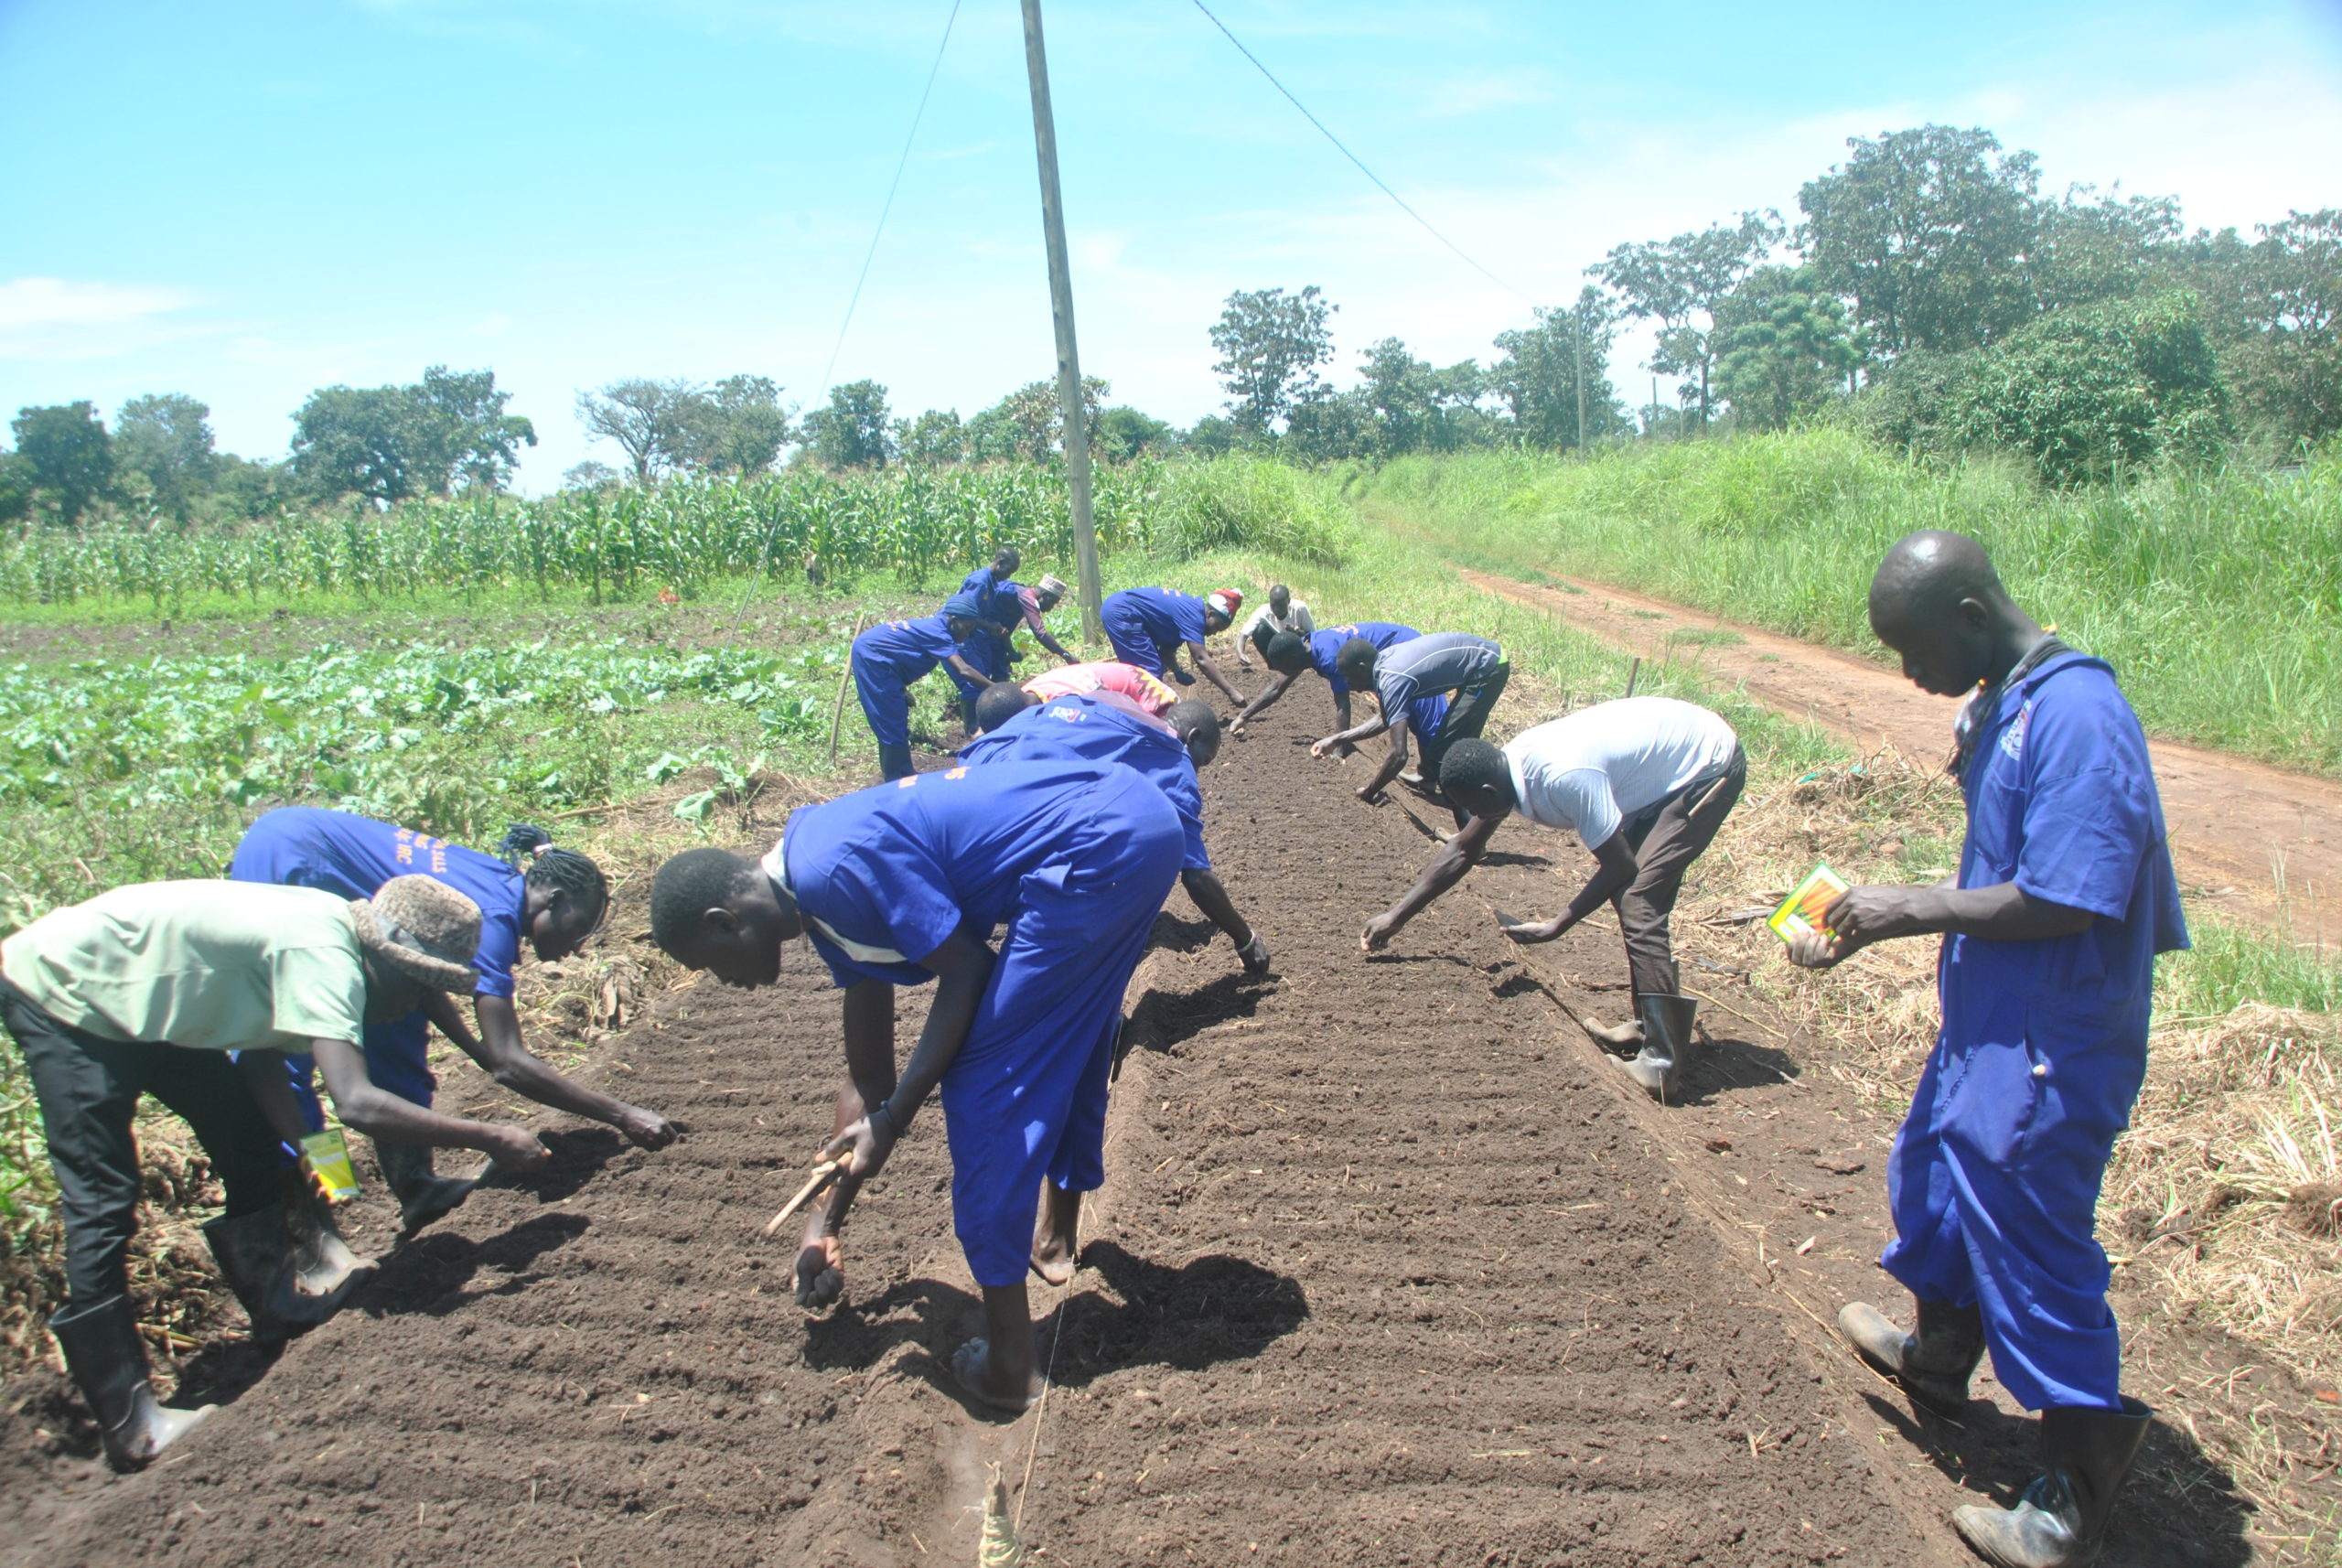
[1767,862,1852,944]
[299,1128,360,1205]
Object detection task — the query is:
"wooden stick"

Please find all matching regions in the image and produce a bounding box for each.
[827,614,868,768]
[761,1159,846,1236]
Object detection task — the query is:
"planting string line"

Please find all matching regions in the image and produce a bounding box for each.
[1187,0,1534,306]
[737,0,961,625]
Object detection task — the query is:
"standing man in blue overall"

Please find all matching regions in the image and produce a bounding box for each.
[962,689,1272,999]
[646,761,1184,1414]
[228,809,678,1230]
[1099,585,1246,703]
[849,601,991,779]
[1790,531,2186,1568]
[959,547,1078,670]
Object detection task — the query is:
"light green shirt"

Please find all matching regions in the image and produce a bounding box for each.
[1,881,367,1052]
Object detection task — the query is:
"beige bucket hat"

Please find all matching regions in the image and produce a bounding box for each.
[349,875,483,993]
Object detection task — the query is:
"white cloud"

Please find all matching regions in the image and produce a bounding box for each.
[0,277,196,333]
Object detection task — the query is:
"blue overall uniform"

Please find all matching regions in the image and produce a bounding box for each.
[851,615,964,750]
[1310,622,1418,703]
[1100,587,1210,677]
[952,569,1023,693]
[959,693,1212,874]
[775,762,1183,1287]
[227,807,525,1128]
[1882,651,2187,1412]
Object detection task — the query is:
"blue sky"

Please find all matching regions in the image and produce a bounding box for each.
[4,0,2337,489]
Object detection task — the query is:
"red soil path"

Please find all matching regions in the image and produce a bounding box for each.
[1460,568,2342,942]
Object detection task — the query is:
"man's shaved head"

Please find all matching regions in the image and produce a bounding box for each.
[1166,698,1223,768]
[1265,631,1311,675]
[971,681,1037,735]
[1867,531,2035,698]
[1268,584,1292,614]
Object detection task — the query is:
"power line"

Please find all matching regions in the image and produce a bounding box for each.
[1187,0,1535,305]
[816,0,965,399]
[741,0,960,625]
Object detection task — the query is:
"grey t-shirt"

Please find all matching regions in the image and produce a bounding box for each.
[1374,632,1504,714]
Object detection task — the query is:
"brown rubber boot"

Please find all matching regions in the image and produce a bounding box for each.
[1838,1297,1985,1416]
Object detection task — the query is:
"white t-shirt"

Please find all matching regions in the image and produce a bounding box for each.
[1504,698,1740,849]
[1238,599,1314,647]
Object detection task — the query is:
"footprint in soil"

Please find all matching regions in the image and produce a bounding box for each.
[799,1243,1306,1413]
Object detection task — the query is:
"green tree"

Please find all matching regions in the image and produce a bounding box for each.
[2029,188,2185,315]
[1091,405,1174,464]
[897,408,968,466]
[0,453,33,524]
[406,365,536,492]
[965,378,1107,463]
[1799,125,2041,356]
[676,375,792,478]
[288,385,415,503]
[1210,285,1337,437]
[1184,415,1240,456]
[575,378,696,482]
[113,393,216,518]
[1591,211,1781,426]
[2222,209,2341,447]
[11,402,115,523]
[1712,267,1866,431]
[1490,290,1624,451]
[1281,389,1372,464]
[1355,337,1489,456]
[1947,291,2232,485]
[803,380,896,468]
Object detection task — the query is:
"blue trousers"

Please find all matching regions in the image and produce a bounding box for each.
[1100,601,1167,675]
[1881,1006,2147,1412]
[853,654,919,750]
[937,773,1185,1286]
[285,1010,438,1134]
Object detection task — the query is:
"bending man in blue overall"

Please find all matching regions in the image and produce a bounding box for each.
[229,809,677,1230]
[1790,531,2186,1568]
[962,687,1272,1002]
[647,760,1183,1414]
[849,600,991,780]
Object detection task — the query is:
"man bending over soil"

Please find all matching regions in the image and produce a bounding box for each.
[1313,631,1508,817]
[648,760,1183,1414]
[1230,620,1422,744]
[962,690,1271,987]
[1789,531,2186,1568]
[1099,585,1246,703]
[1,875,551,1470]
[1362,697,1745,1101]
[230,808,676,1230]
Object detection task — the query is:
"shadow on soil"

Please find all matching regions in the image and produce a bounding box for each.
[359,1211,595,1316]
[1860,1390,2257,1568]
[1122,971,1278,1058]
[798,1244,1307,1411]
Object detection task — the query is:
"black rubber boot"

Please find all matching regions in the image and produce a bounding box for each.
[877,741,916,781]
[373,1140,475,1233]
[204,1200,373,1340]
[1839,1297,1986,1416]
[48,1296,214,1472]
[1618,993,1699,1101]
[1952,1398,2153,1567]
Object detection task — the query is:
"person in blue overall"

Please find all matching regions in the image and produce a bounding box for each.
[849,600,989,780]
[1313,632,1508,822]
[1232,622,1445,757]
[228,809,679,1229]
[962,690,1272,993]
[646,761,1184,1414]
[1789,531,2186,1568]
[958,546,1077,670]
[1098,585,1246,703]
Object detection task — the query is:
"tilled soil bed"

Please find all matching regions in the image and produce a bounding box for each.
[0,691,2273,1565]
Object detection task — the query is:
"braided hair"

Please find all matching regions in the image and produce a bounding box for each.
[497,823,611,934]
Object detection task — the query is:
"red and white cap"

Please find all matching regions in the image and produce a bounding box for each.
[1207,588,1244,620]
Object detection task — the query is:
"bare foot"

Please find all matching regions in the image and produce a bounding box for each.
[950,1338,1041,1415]
[1029,1187,1080,1286]
[795,1227,844,1308]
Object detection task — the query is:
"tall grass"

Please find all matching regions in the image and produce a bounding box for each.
[1358,432,2342,775]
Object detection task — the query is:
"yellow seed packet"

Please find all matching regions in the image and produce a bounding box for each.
[1768,862,1852,944]
[299,1128,360,1205]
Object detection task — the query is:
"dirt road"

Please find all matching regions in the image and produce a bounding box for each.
[1462,568,2342,939]
[0,689,2288,1564]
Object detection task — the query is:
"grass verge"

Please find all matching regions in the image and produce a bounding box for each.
[1354,432,2342,776]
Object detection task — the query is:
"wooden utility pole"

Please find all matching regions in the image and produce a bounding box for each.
[1573,300,1587,451]
[1019,0,1103,643]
